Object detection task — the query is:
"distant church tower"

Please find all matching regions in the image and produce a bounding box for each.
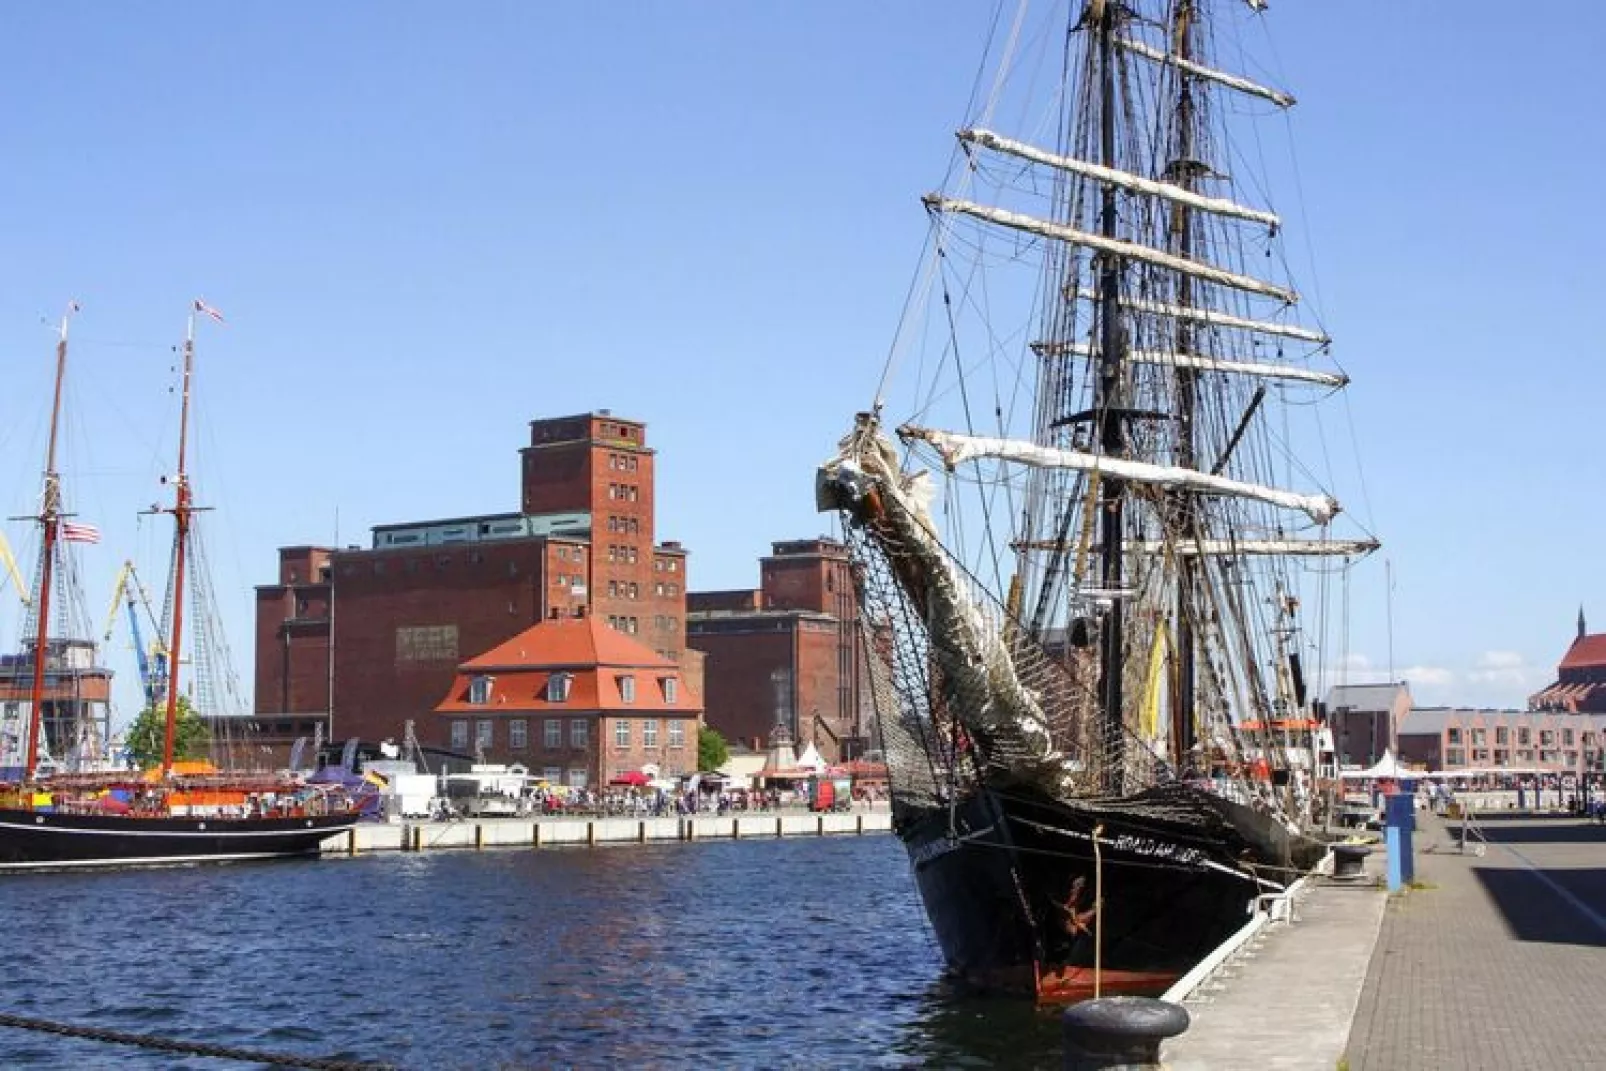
[1580,605,1588,639]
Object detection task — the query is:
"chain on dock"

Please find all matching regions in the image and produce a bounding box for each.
[0,1011,394,1070]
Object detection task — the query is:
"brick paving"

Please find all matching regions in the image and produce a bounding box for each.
[1346,813,1606,1070]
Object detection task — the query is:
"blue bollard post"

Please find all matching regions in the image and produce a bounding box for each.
[1383,792,1415,890]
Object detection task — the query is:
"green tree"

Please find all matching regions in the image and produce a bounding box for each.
[697,726,730,773]
[124,694,209,770]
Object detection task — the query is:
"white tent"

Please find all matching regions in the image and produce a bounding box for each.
[1338,750,1411,780]
[795,742,827,773]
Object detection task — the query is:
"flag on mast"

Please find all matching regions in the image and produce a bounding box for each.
[193,299,226,324]
[62,522,101,544]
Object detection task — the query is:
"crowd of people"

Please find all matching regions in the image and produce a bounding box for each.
[433,781,889,821]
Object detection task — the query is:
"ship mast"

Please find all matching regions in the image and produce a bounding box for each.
[1093,0,1127,791]
[159,303,208,776]
[23,304,79,782]
[1170,0,1200,764]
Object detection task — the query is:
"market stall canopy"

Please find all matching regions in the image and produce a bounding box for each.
[1338,750,1411,779]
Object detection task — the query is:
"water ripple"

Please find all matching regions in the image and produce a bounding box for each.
[0,837,1065,1068]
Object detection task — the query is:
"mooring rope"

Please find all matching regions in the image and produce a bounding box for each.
[0,1011,394,1070]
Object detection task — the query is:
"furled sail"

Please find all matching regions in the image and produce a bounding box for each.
[926,195,1297,303]
[900,425,1340,524]
[1015,538,1380,558]
[1031,341,1346,388]
[1067,289,1329,345]
[1115,36,1295,107]
[959,128,1280,230]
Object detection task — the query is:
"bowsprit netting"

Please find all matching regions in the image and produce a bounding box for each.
[845,507,1175,809]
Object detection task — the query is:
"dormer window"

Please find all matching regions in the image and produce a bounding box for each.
[618,675,636,703]
[469,675,494,705]
[662,677,678,705]
[547,672,573,703]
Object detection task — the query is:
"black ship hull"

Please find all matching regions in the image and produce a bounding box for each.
[901,783,1323,1001]
[0,809,358,871]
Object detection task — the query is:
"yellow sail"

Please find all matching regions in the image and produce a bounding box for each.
[1139,621,1169,740]
[0,530,28,606]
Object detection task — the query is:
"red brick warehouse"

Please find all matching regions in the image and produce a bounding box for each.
[252,412,700,762]
[686,538,870,762]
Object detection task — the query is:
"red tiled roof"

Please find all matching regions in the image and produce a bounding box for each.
[1529,679,1606,713]
[464,616,677,672]
[435,615,701,715]
[1559,633,1606,670]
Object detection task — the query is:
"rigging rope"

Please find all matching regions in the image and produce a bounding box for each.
[0,1010,394,1070]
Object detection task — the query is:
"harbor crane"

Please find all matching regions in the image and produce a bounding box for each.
[102,559,168,709]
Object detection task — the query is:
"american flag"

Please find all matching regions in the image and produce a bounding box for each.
[61,522,100,544]
[193,299,226,324]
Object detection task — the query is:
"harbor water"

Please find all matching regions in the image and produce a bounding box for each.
[1,835,1064,1069]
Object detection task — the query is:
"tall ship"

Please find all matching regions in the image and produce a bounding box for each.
[0,302,358,870]
[818,0,1377,999]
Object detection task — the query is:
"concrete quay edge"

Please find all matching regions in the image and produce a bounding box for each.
[320,808,893,855]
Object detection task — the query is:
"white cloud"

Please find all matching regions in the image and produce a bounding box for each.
[1399,664,1455,687]
[1474,650,1525,671]
[1465,650,1546,690]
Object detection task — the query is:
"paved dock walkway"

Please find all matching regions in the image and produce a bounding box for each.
[1346,813,1606,1070]
[1164,862,1388,1070]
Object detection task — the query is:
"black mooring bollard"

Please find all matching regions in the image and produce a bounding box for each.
[1061,996,1190,1070]
[1332,843,1372,880]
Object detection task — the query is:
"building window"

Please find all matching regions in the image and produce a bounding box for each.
[547,673,572,702]
[1470,728,1485,746]
[571,719,588,748]
[509,719,528,751]
[1541,730,1556,747]
[544,719,562,748]
[1447,727,1461,745]
[615,719,630,747]
[619,675,636,703]
[476,719,494,749]
[1519,727,1532,745]
[663,678,678,704]
[1563,728,1575,747]
[469,675,494,705]
[451,720,468,750]
[668,720,685,748]
[559,546,570,560]
[643,719,658,747]
[628,582,638,599]
[543,766,562,783]
[1495,727,1509,745]
[568,768,587,788]
[668,560,678,572]
[655,560,664,572]
[1446,747,1464,766]
[608,580,619,598]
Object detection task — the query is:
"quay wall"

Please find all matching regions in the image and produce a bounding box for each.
[321,809,893,855]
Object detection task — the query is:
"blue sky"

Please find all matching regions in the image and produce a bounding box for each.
[1,2,1600,722]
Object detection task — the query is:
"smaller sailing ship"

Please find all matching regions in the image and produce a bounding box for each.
[0,301,359,870]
